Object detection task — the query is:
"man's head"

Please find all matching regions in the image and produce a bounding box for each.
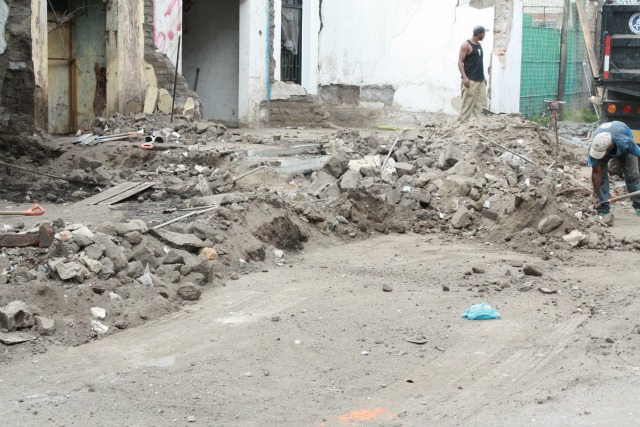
[589,132,614,159]
[473,25,488,41]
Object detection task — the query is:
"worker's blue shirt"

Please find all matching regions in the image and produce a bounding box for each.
[588,121,640,166]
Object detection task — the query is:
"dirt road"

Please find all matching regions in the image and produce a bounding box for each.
[1,225,640,426]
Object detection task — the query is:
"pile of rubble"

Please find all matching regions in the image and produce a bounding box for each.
[1,113,637,353]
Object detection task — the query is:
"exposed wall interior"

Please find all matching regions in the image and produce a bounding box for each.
[106,0,145,117]
[31,0,48,129]
[47,11,71,134]
[73,0,107,128]
[1,0,49,156]
[144,0,201,118]
[183,0,240,125]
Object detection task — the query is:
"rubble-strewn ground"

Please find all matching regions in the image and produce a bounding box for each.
[1,113,640,425]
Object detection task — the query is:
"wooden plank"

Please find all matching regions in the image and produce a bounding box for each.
[576,0,598,79]
[97,182,157,205]
[80,182,155,206]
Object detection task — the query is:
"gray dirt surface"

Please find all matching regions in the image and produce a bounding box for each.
[1,230,639,426]
[2,117,640,426]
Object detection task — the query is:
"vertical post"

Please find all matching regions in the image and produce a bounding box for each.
[557,0,570,118]
[170,36,182,123]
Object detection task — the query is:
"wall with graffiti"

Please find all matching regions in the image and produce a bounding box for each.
[153,0,182,67]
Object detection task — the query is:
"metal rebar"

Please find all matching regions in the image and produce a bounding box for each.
[152,206,218,230]
[170,36,182,123]
[232,165,269,188]
[475,132,539,167]
[380,137,400,172]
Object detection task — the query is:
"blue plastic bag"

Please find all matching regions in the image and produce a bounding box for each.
[461,302,501,320]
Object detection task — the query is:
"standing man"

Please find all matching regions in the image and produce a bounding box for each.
[588,121,640,218]
[458,25,489,122]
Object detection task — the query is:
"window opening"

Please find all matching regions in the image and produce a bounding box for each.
[281,0,302,84]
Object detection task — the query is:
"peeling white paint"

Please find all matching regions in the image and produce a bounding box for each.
[0,0,8,55]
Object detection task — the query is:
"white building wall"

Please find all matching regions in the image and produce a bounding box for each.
[491,0,523,114]
[239,0,269,126]
[316,0,494,116]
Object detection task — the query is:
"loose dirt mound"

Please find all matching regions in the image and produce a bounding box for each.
[0,112,635,360]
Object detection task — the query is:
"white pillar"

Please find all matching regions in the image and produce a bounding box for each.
[490,0,523,114]
[239,0,269,126]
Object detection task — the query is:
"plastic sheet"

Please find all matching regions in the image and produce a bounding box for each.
[461,302,501,320]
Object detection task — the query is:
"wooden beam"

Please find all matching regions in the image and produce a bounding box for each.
[575,0,599,79]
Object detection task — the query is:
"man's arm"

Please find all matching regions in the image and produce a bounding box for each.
[592,164,602,201]
[458,42,471,88]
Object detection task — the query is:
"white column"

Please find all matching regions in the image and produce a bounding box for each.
[490,0,523,114]
[239,0,269,126]
[301,0,319,94]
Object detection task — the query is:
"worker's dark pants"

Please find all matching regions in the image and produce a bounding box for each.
[598,154,640,214]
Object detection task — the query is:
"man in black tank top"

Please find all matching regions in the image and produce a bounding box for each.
[457,25,489,122]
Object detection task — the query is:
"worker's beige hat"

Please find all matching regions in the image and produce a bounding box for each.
[589,132,613,160]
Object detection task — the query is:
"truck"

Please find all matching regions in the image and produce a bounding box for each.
[596,0,640,143]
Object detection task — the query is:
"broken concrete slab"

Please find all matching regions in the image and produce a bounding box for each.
[115,220,149,236]
[394,162,416,177]
[339,170,361,190]
[151,229,205,251]
[158,88,173,114]
[0,331,37,345]
[143,87,159,114]
[307,171,337,198]
[321,150,350,178]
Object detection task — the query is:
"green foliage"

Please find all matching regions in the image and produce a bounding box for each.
[563,106,599,123]
[530,113,550,127]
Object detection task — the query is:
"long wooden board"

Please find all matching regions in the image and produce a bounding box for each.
[80,181,157,206]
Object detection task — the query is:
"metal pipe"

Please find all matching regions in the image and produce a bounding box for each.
[171,36,182,123]
[233,165,269,188]
[380,136,400,172]
[475,132,539,167]
[152,206,218,230]
[194,67,200,91]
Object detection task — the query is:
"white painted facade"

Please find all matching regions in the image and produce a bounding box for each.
[270,0,523,119]
[316,1,494,115]
[153,0,525,126]
[491,0,523,114]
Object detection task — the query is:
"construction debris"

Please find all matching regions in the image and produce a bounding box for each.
[0,113,637,352]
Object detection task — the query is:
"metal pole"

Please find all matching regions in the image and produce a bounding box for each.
[380,136,400,172]
[194,67,200,92]
[557,0,570,118]
[170,36,182,123]
[475,132,539,167]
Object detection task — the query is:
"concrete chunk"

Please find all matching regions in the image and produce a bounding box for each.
[0,301,35,332]
[451,206,472,229]
[537,215,564,234]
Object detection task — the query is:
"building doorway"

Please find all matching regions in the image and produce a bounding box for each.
[182,0,240,126]
[47,0,107,134]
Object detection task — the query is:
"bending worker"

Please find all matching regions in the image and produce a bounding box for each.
[588,121,640,217]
